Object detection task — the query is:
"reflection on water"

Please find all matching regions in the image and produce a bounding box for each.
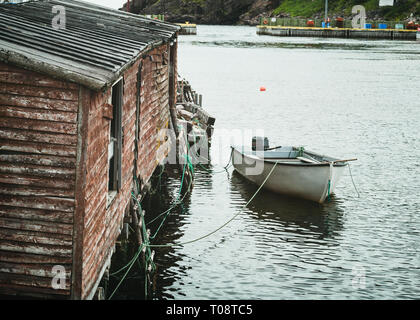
[230,170,345,242]
[144,166,350,300]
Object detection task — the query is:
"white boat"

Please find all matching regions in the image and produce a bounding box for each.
[231,144,355,203]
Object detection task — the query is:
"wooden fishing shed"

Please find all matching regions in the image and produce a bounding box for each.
[0,0,180,299]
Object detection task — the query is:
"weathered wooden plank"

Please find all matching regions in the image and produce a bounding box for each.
[83,227,106,273]
[0,93,78,112]
[83,250,106,296]
[0,195,75,212]
[0,83,78,101]
[0,228,72,246]
[0,117,78,135]
[86,128,107,159]
[85,151,107,189]
[0,272,71,291]
[0,154,76,168]
[0,139,77,157]
[83,197,125,285]
[0,217,73,235]
[122,108,136,128]
[159,91,169,105]
[0,63,28,73]
[71,85,90,300]
[0,39,110,91]
[86,148,107,178]
[0,250,72,264]
[0,283,69,298]
[84,189,107,232]
[0,173,74,190]
[182,102,215,126]
[0,106,77,123]
[87,116,107,142]
[0,262,71,281]
[85,169,107,202]
[0,71,78,90]
[0,162,75,179]
[0,184,74,198]
[83,215,107,258]
[122,126,135,149]
[0,128,77,146]
[0,241,72,257]
[83,242,115,299]
[0,205,73,224]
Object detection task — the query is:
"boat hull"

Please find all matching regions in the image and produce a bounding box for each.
[232,147,346,203]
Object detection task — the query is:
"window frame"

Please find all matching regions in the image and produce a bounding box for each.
[108,77,123,199]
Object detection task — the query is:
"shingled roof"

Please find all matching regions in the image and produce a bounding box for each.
[0,0,180,90]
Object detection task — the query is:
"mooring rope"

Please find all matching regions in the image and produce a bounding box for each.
[190,147,233,174]
[326,161,333,202]
[109,129,273,298]
[146,155,193,227]
[189,130,233,174]
[146,161,279,248]
[347,162,360,198]
[108,243,144,300]
[148,158,189,240]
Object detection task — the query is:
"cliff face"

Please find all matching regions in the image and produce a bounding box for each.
[125,0,258,24]
[123,0,419,25]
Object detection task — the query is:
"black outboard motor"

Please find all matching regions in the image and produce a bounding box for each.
[252,136,269,151]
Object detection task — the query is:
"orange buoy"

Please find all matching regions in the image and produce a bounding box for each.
[263,19,268,25]
[260,86,266,92]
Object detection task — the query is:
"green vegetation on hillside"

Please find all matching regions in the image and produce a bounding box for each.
[131,0,419,24]
[273,0,419,20]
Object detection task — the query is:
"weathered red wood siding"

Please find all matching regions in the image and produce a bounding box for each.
[79,44,172,299]
[137,45,172,181]
[0,62,77,298]
[0,40,174,299]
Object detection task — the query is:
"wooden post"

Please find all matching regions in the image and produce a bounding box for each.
[180,80,184,103]
[148,251,155,272]
[130,197,142,248]
[94,287,105,300]
[169,42,179,139]
[71,86,90,300]
[122,223,129,240]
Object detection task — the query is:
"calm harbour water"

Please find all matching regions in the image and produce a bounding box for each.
[113,25,420,300]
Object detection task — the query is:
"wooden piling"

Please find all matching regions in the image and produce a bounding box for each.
[130,198,143,248]
[93,287,105,300]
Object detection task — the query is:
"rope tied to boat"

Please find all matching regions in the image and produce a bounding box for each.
[189,130,233,173]
[326,160,360,201]
[108,153,275,298]
[148,158,189,240]
[347,162,360,198]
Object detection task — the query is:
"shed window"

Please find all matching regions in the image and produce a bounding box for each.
[108,78,123,198]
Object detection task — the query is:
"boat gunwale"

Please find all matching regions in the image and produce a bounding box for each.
[231,146,348,167]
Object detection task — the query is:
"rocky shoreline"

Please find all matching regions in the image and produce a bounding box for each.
[122,0,419,26]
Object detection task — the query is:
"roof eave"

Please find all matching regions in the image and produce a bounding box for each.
[0,47,106,91]
[0,38,171,92]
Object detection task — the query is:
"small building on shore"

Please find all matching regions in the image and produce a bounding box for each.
[0,0,180,299]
